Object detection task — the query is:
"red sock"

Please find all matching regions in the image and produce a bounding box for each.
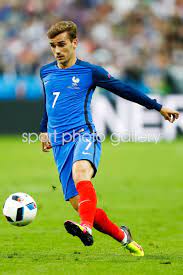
[94,208,125,242]
[76,180,97,229]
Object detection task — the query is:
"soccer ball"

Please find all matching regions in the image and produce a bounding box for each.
[3,192,37,226]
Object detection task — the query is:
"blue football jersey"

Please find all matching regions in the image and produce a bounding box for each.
[40,59,162,146]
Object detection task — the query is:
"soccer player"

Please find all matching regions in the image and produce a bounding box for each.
[40,21,179,256]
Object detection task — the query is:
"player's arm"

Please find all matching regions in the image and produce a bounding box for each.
[40,76,51,152]
[93,66,179,123]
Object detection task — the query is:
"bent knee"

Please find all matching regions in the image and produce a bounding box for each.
[72,160,93,183]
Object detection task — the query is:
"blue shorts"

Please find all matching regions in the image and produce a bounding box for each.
[52,133,101,201]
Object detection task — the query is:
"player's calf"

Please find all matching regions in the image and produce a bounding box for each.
[93,208,144,256]
[72,161,97,230]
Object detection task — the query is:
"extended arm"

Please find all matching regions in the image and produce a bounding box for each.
[93,66,179,122]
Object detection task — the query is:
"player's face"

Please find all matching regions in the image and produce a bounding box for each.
[49,32,77,66]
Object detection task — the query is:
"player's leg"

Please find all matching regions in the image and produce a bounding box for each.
[69,194,144,256]
[52,142,94,245]
[94,208,144,256]
[52,141,97,246]
[69,195,124,241]
[70,134,100,233]
[64,160,97,246]
[64,134,99,246]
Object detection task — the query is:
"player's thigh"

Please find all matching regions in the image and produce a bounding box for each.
[72,160,94,183]
[72,134,101,183]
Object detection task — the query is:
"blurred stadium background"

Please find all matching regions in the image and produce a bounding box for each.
[0,0,183,138]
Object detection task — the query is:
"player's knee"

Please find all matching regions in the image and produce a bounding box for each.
[72,160,93,184]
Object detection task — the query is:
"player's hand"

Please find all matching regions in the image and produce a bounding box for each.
[39,132,52,152]
[160,107,179,123]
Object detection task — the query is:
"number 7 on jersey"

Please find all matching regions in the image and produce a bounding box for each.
[52,92,60,108]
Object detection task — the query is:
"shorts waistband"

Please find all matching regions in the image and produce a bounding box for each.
[49,126,97,146]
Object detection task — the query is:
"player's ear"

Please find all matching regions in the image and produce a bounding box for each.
[72,38,78,49]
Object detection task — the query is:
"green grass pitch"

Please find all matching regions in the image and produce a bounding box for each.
[0,136,183,275]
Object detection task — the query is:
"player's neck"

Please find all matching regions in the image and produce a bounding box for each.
[57,56,77,69]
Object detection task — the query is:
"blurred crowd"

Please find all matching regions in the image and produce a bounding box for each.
[0,0,183,96]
